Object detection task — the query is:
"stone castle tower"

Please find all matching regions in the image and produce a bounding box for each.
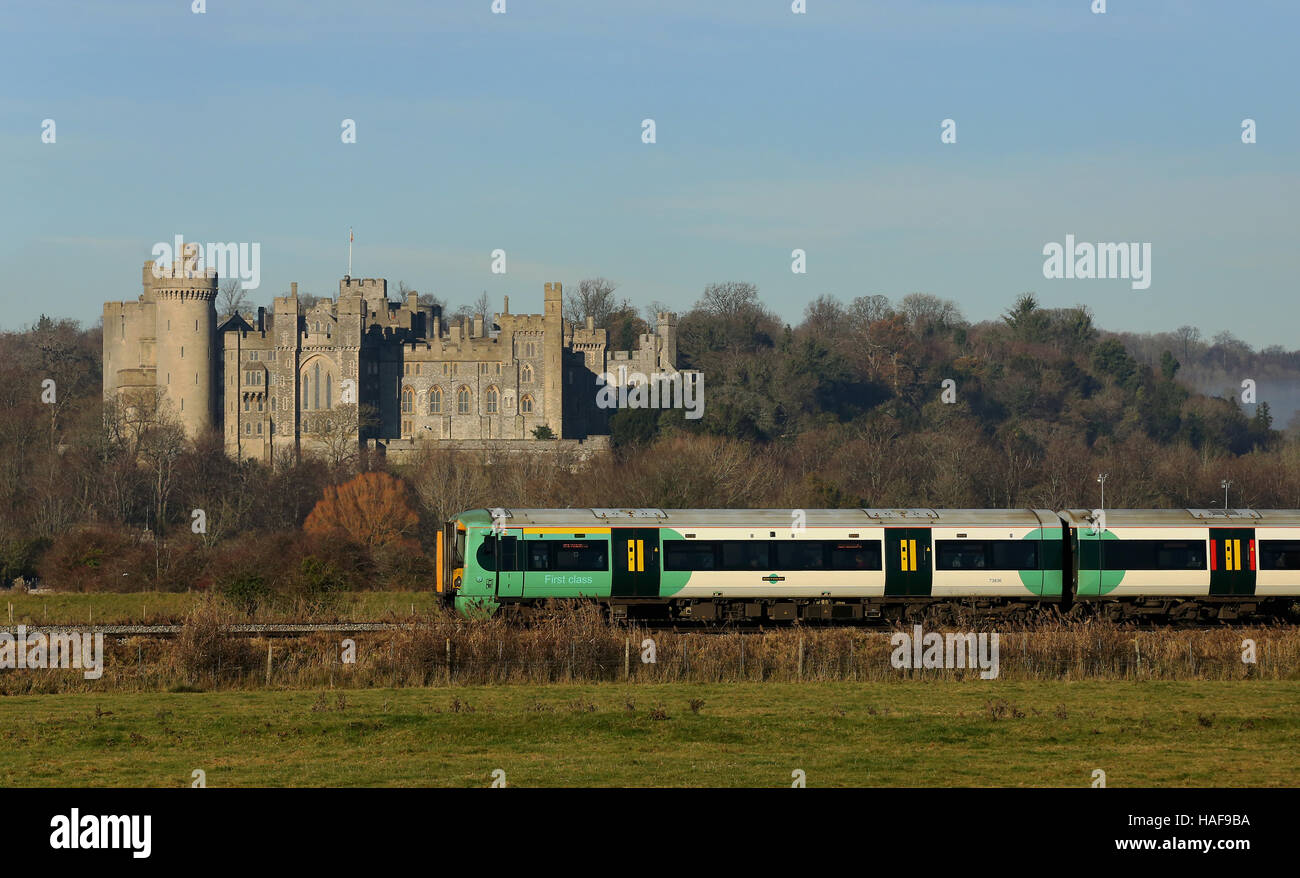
[103,243,218,437]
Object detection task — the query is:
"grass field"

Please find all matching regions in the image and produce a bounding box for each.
[1,591,441,625]
[1,681,1296,787]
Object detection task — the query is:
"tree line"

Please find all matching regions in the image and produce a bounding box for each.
[0,286,1294,599]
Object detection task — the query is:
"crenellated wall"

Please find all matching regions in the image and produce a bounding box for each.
[106,260,678,463]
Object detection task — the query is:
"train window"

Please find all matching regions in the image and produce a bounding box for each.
[553,541,608,571]
[527,541,551,570]
[990,540,1038,570]
[936,540,1039,571]
[1089,540,1206,570]
[720,541,772,571]
[665,541,717,571]
[776,541,826,570]
[937,541,988,570]
[827,542,882,570]
[525,540,609,571]
[1260,541,1300,569]
[1155,542,1205,569]
[475,535,520,571]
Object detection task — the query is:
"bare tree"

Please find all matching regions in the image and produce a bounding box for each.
[104,387,173,461]
[899,293,963,334]
[309,403,379,472]
[1212,330,1251,369]
[217,278,250,322]
[136,413,188,537]
[564,278,620,327]
[849,295,893,326]
[696,281,759,319]
[642,300,671,325]
[406,446,496,528]
[801,295,846,338]
[1174,325,1202,361]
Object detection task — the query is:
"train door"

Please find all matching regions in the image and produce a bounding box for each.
[885,528,933,596]
[611,528,661,598]
[494,529,525,599]
[1209,528,1256,596]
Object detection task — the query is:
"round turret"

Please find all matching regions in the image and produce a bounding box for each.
[152,243,219,437]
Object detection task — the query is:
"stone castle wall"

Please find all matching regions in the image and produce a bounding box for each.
[105,264,682,464]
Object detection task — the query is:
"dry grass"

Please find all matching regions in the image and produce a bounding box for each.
[0,590,442,626]
[2,599,1297,694]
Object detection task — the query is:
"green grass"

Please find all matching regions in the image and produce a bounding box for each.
[1,591,442,625]
[1,681,1295,787]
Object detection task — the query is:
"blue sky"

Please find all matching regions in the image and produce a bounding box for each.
[2,0,1296,347]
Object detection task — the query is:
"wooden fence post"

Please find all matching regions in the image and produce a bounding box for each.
[265,643,273,687]
[797,638,805,681]
[624,637,631,681]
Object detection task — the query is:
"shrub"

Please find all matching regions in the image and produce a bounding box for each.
[171,597,259,684]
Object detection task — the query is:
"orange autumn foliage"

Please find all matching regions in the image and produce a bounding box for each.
[303,471,420,550]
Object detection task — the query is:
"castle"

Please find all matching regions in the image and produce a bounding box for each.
[103,245,682,461]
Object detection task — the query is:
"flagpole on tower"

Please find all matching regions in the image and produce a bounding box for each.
[348,227,353,277]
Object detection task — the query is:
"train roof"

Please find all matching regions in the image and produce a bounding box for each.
[455,508,1061,528]
[456,508,1300,529]
[1059,509,1300,526]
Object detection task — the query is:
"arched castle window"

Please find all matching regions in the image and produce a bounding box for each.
[456,386,471,415]
[401,386,414,414]
[430,387,442,414]
[486,386,499,414]
[519,394,534,415]
[300,358,337,411]
[521,363,533,383]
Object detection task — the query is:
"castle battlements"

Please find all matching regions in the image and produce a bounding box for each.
[105,264,678,463]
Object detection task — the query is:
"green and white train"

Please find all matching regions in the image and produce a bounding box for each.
[434,508,1300,623]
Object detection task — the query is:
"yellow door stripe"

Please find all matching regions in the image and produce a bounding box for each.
[900,539,918,572]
